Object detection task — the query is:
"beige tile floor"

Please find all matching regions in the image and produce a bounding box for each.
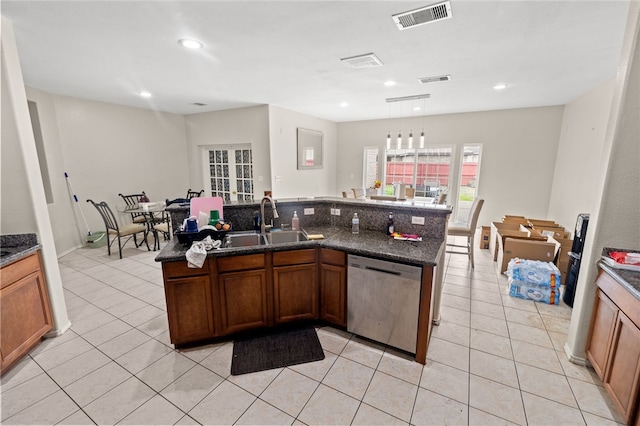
[0,236,626,425]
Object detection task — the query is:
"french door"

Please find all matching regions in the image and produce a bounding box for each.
[201,144,254,202]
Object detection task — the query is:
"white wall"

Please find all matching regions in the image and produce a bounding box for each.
[566,4,639,362]
[268,105,338,199]
[24,88,80,254]
[337,106,565,227]
[1,62,37,234]
[184,105,271,198]
[39,95,189,251]
[547,79,616,231]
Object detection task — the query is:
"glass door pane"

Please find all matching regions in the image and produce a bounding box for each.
[203,145,254,202]
[384,148,415,195]
[455,144,482,222]
[363,147,379,191]
[414,147,453,201]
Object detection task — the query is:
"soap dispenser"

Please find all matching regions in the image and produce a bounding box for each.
[292,211,300,231]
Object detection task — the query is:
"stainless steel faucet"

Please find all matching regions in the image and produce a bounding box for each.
[260,196,279,235]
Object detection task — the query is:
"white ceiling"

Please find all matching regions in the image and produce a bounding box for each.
[1,1,631,122]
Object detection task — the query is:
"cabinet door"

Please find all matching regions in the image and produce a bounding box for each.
[320,263,346,327]
[604,311,640,423]
[273,264,318,324]
[586,289,618,379]
[1,267,53,373]
[219,270,268,334]
[165,275,215,345]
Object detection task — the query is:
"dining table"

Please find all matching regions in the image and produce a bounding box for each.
[119,203,169,251]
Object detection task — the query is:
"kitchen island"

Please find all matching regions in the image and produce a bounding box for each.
[156,198,451,364]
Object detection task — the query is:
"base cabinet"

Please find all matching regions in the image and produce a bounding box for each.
[273,249,318,324]
[1,252,53,375]
[587,268,640,424]
[218,254,268,334]
[319,249,346,327]
[604,311,640,424]
[587,290,618,378]
[165,276,215,344]
[219,270,269,333]
[163,260,215,344]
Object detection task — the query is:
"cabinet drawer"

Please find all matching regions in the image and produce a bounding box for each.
[1,253,40,289]
[163,259,210,279]
[218,254,265,273]
[273,249,316,266]
[320,248,345,266]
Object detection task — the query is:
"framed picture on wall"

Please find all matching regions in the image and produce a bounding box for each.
[297,128,323,169]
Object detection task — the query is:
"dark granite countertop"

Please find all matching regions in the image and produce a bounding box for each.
[0,234,41,268]
[155,226,444,266]
[599,247,640,300]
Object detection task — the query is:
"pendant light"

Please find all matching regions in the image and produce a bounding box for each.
[386,131,391,150]
[396,131,402,150]
[408,130,413,149]
[419,97,426,148]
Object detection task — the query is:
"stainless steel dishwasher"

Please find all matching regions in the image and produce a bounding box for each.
[347,254,422,353]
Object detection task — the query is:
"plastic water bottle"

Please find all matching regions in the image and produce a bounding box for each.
[352,213,359,234]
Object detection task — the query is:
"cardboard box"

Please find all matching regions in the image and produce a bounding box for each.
[497,236,559,273]
[553,236,573,284]
[528,218,557,226]
[503,216,530,226]
[490,222,521,260]
[480,226,490,249]
[533,226,571,239]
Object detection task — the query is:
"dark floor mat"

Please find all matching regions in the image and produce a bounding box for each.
[231,326,325,375]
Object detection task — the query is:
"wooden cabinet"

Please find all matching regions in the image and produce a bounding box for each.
[273,249,317,324]
[587,290,618,378]
[217,254,269,334]
[1,251,53,375]
[319,248,346,327]
[162,260,215,344]
[586,268,640,424]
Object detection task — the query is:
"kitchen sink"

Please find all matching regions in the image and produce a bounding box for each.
[224,232,266,248]
[266,230,308,244]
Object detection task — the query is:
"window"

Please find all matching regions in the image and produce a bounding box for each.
[363,147,379,189]
[384,146,453,199]
[202,144,254,202]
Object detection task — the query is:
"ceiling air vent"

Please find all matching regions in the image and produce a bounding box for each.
[340,53,383,69]
[419,75,451,84]
[392,1,452,30]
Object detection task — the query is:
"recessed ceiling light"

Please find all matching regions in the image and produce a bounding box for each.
[413,106,421,111]
[493,83,508,90]
[384,80,397,87]
[179,39,203,49]
[340,102,349,108]
[138,91,152,98]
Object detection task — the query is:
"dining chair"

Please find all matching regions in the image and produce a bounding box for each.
[87,199,150,259]
[119,191,170,228]
[351,188,366,199]
[405,187,416,199]
[446,198,484,268]
[186,189,204,199]
[118,192,147,224]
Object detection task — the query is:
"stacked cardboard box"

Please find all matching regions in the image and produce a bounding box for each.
[491,215,568,275]
[479,226,491,249]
